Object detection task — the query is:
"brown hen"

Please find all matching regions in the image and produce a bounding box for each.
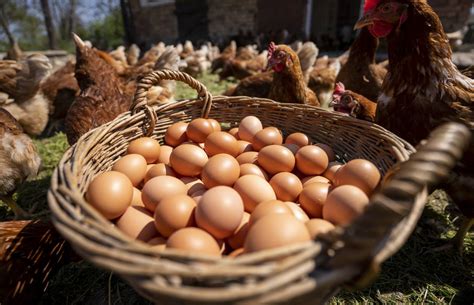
[330,82,377,122]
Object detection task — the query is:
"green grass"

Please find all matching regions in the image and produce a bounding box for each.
[2,72,473,305]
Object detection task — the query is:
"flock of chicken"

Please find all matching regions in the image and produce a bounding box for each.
[0,0,473,303]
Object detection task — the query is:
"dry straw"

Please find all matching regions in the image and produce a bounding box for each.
[48,70,470,304]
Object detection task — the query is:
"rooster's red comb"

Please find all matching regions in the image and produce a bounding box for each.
[363,0,380,13]
[267,42,276,59]
[334,82,346,95]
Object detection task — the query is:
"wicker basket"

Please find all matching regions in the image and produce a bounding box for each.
[48,70,470,305]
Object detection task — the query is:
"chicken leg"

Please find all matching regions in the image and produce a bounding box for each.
[0,195,29,219]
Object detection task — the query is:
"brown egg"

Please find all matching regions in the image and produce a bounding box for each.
[186,118,214,143]
[301,175,330,186]
[236,140,253,154]
[111,154,147,187]
[285,132,309,147]
[180,177,206,195]
[148,236,167,250]
[204,131,239,157]
[282,143,300,154]
[196,186,244,239]
[141,176,187,212]
[158,145,173,165]
[145,163,176,182]
[227,212,250,249]
[127,137,161,164]
[86,171,133,219]
[252,127,283,151]
[228,127,240,139]
[334,159,381,195]
[323,161,343,183]
[295,145,329,175]
[239,163,269,180]
[201,154,240,188]
[228,247,245,257]
[323,185,369,226]
[208,118,221,131]
[167,227,221,256]
[269,172,303,202]
[234,175,277,212]
[154,194,196,237]
[116,206,157,241]
[236,151,258,165]
[244,214,311,253]
[284,202,310,222]
[315,143,335,162]
[258,145,295,174]
[298,182,331,218]
[305,219,335,239]
[238,116,263,142]
[131,187,145,207]
[165,122,188,147]
[249,200,292,226]
[169,144,208,176]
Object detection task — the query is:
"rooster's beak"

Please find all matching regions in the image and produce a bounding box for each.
[354,12,375,30]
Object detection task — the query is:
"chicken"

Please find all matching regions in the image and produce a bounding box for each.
[0,219,79,304]
[226,42,319,106]
[211,41,237,73]
[180,45,212,78]
[355,0,474,252]
[218,50,268,80]
[330,82,377,121]
[308,59,342,108]
[335,27,387,102]
[296,42,319,83]
[126,44,141,66]
[0,108,41,217]
[0,54,52,135]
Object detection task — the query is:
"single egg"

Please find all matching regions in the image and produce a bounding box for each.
[315,143,335,162]
[167,227,221,256]
[227,212,250,250]
[295,145,329,175]
[196,186,244,239]
[301,175,331,186]
[234,175,277,212]
[127,137,161,164]
[154,194,196,237]
[249,200,292,226]
[158,145,173,165]
[323,185,369,226]
[236,151,259,165]
[180,177,206,195]
[285,132,309,147]
[165,122,188,147]
[298,182,331,218]
[238,116,263,142]
[208,118,221,131]
[169,144,208,176]
[145,163,176,182]
[186,118,214,143]
[141,176,187,212]
[305,218,335,239]
[258,145,295,174]
[86,171,133,219]
[323,161,343,183]
[228,127,240,139]
[148,236,167,250]
[236,140,254,154]
[284,202,310,222]
[244,214,311,253]
[112,154,147,187]
[131,187,145,207]
[239,163,269,180]
[269,172,303,202]
[116,206,157,241]
[334,159,381,195]
[252,127,283,151]
[201,154,240,188]
[204,131,239,157]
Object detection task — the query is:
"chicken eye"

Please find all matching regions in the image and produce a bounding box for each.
[380,4,392,13]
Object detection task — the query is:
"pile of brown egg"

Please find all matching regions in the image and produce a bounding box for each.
[86,116,381,257]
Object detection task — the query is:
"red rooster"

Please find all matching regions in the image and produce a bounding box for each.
[355,0,474,252]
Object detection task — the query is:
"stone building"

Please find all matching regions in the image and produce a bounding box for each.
[124,0,473,48]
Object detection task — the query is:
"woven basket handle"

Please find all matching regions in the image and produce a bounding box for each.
[130,69,213,136]
[325,122,471,285]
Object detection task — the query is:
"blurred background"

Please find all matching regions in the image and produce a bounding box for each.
[1,0,473,55]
